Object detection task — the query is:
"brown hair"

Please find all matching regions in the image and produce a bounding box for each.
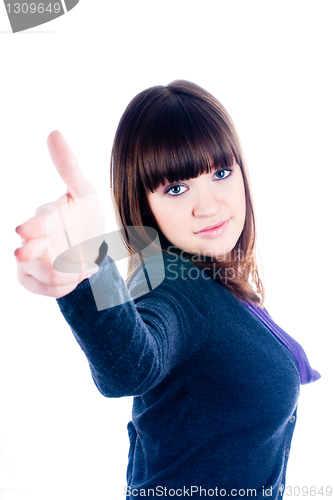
[111,80,265,307]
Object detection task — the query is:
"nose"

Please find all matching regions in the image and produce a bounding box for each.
[192,186,221,218]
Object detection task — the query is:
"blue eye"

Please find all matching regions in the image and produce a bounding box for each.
[165,184,188,196]
[214,168,232,180]
[165,168,232,197]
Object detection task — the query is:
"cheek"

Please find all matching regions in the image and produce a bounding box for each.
[240,189,247,220]
[148,194,180,222]
[158,208,184,233]
[146,195,161,223]
[146,197,172,233]
[234,174,246,220]
[224,185,246,220]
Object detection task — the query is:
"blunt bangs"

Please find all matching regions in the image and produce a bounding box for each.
[138,92,239,193]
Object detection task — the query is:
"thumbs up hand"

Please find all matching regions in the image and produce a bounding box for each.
[14,131,107,298]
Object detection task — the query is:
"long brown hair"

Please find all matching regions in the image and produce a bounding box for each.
[111,80,265,307]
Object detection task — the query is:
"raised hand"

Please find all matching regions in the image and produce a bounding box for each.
[14,131,106,298]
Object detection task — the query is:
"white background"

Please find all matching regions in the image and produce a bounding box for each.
[0,1,333,499]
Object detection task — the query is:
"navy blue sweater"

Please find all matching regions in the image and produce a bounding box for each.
[56,250,301,499]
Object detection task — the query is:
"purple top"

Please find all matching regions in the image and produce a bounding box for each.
[241,301,321,385]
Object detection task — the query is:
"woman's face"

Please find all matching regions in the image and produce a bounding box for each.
[146,160,246,260]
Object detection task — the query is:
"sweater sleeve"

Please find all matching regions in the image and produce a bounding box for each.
[56,251,211,398]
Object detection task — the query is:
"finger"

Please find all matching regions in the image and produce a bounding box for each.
[15,194,74,244]
[15,197,64,240]
[14,234,99,274]
[16,213,51,241]
[16,219,38,239]
[16,268,87,299]
[47,131,95,199]
[16,257,98,290]
[14,236,48,261]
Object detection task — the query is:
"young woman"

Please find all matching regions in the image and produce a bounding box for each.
[14,80,320,499]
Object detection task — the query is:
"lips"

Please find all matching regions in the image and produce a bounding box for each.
[195,219,230,234]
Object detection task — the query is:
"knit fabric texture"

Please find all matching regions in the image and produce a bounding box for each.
[56,249,312,499]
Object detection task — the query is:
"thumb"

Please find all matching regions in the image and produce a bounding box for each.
[47,130,95,199]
